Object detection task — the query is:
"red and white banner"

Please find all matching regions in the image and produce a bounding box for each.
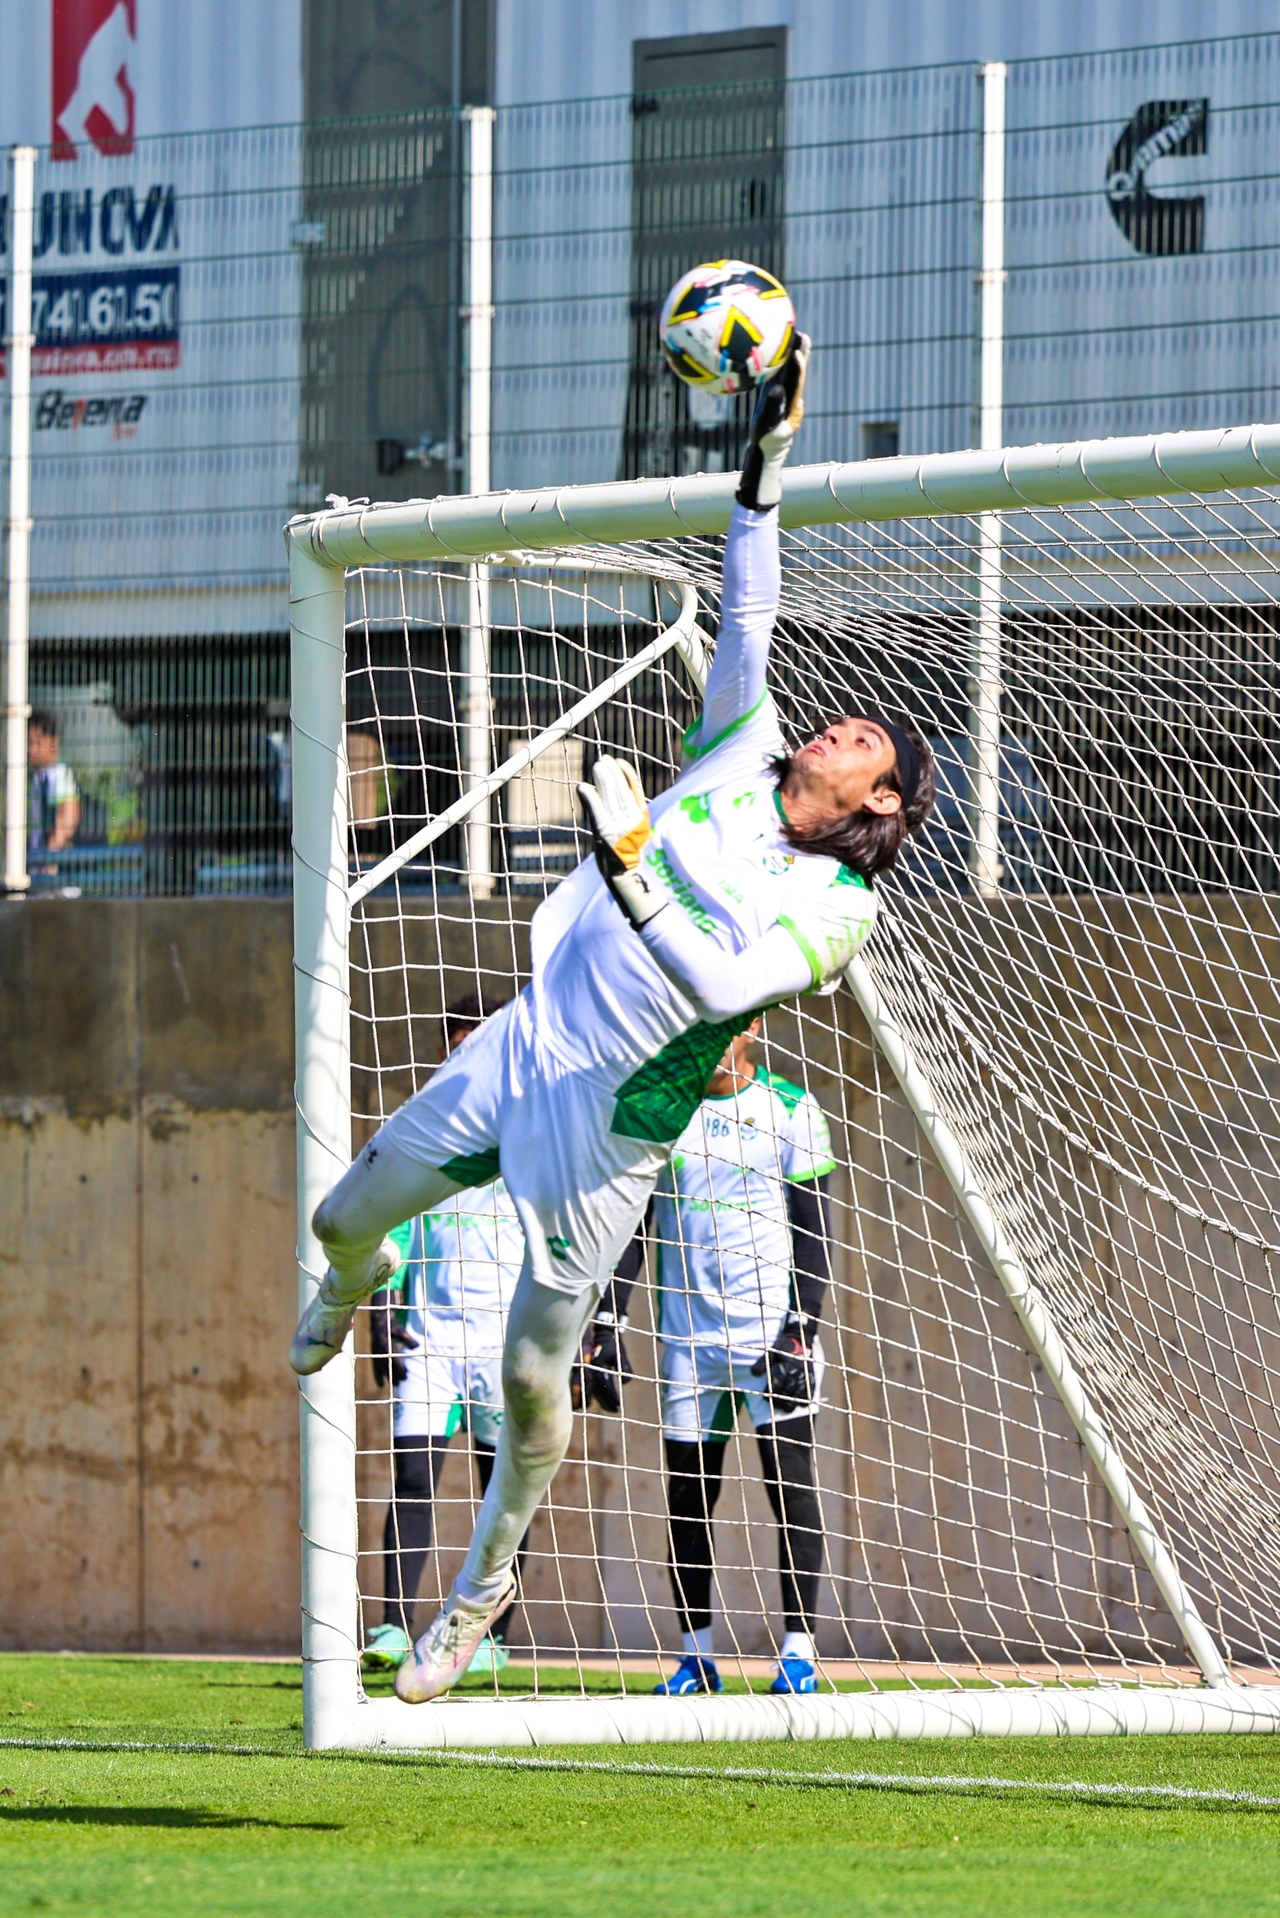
[52,0,137,160]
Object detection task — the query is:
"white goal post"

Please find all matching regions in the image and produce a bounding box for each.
[290,425,1280,1750]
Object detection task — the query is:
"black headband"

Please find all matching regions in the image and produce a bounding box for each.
[857,712,922,810]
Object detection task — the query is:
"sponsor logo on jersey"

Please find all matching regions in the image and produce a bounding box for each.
[644,842,719,935]
[53,0,136,161]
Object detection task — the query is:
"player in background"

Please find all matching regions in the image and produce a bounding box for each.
[361,995,530,1677]
[27,709,79,876]
[291,333,937,1704]
[596,1021,835,1697]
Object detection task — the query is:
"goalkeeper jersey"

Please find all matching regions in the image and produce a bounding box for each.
[528,504,878,1146]
[653,1069,835,1358]
[388,1179,524,1357]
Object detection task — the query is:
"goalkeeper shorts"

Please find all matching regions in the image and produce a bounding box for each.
[378,991,668,1299]
[394,1347,504,1447]
[659,1339,826,1441]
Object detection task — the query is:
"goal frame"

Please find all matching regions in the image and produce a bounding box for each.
[289,425,1280,1751]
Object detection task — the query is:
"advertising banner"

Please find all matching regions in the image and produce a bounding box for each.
[0,0,303,637]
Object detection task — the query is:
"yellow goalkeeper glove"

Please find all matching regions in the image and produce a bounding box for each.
[577,756,668,929]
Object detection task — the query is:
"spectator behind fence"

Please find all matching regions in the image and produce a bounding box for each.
[28,709,79,873]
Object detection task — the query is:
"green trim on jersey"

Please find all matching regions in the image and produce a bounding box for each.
[776,911,823,988]
[755,1067,807,1114]
[786,1158,837,1183]
[611,1012,766,1144]
[756,1069,835,1181]
[778,868,871,988]
[443,1397,465,1441]
[439,1147,502,1188]
[681,688,769,764]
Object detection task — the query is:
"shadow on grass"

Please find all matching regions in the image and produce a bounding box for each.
[204,1679,303,1693]
[1,1806,338,1831]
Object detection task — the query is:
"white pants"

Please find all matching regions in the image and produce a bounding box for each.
[395,1348,505,1447]
[313,991,667,1607]
[660,1340,826,1440]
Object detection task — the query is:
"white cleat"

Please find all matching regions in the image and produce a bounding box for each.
[395,1575,518,1704]
[289,1237,403,1377]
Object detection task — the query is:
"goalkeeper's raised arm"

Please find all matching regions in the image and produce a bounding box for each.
[580,338,938,1025]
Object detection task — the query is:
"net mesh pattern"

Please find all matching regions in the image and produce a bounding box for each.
[343,493,1280,1696]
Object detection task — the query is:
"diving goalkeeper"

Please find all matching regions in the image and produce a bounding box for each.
[290,335,937,1703]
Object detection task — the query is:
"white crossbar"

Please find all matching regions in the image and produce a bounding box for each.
[286,423,1280,571]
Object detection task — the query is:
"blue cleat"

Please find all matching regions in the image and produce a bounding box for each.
[654,1655,724,1696]
[770,1656,818,1695]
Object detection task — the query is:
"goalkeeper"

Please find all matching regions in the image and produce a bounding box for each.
[290,332,936,1704]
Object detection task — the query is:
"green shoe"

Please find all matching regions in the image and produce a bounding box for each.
[363,1622,412,1671]
[466,1635,510,1676]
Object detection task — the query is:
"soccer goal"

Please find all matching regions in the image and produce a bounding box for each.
[290,426,1280,1750]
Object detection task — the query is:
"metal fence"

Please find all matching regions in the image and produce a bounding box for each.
[6,31,1280,894]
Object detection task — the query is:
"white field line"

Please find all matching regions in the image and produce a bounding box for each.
[4,1738,1280,1809]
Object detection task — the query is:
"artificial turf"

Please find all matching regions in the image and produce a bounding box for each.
[4,1654,1280,1915]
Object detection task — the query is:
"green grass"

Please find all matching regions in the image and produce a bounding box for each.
[5,1656,1280,1915]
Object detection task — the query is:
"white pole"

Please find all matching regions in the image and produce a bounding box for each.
[843,945,1232,1690]
[4,145,34,897]
[289,533,360,1750]
[463,105,496,900]
[973,64,1005,900]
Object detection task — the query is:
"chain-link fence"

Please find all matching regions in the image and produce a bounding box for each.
[9,32,1280,893]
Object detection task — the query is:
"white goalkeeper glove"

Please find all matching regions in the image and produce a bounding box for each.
[577,756,668,929]
[736,331,810,512]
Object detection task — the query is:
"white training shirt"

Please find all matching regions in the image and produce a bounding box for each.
[528,503,878,1146]
[388,1179,525,1361]
[653,1069,835,1358]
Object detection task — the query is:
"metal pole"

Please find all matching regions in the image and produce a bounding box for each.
[973,64,1005,899]
[463,105,496,899]
[844,945,1232,1689]
[289,533,359,1750]
[4,144,35,897]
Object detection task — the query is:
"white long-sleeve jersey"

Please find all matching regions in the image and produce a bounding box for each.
[528,503,877,1147]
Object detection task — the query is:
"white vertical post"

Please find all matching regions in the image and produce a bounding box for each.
[463,105,496,899]
[4,145,34,897]
[973,64,1005,899]
[289,533,360,1750]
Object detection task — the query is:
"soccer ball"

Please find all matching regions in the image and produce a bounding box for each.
[658,260,796,397]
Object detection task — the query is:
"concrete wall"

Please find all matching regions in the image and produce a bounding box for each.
[0,899,298,1653]
[4,892,1273,1670]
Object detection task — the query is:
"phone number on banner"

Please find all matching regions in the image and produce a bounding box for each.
[0,266,181,374]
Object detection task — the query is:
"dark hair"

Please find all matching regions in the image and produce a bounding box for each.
[28,708,58,738]
[443,989,507,1043]
[769,728,937,880]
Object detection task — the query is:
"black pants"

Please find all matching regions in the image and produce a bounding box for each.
[664,1418,823,1636]
[383,1433,528,1640]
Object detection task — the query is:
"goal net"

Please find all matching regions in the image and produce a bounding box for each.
[290,427,1280,1748]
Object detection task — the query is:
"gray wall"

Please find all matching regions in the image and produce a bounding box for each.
[0,892,1235,1670]
[0,900,298,1652]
